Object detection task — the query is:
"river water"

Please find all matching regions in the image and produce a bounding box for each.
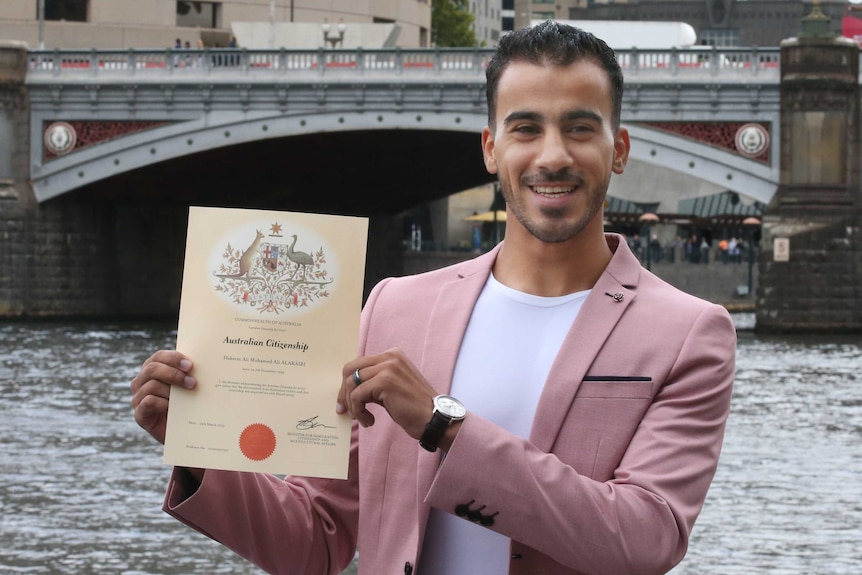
[1,317,860,575]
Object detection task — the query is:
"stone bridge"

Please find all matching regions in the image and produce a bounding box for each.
[24,46,782,212]
[0,44,799,317]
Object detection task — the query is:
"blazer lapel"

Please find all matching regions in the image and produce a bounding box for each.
[415,245,500,498]
[530,235,642,452]
[416,244,500,395]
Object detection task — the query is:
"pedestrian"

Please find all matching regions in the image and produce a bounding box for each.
[649,233,662,263]
[673,235,684,263]
[172,38,181,67]
[686,234,700,263]
[700,237,710,264]
[728,237,739,264]
[629,232,643,261]
[195,38,205,68]
[130,21,735,575]
[228,35,238,66]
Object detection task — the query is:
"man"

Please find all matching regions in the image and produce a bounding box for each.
[131,21,735,575]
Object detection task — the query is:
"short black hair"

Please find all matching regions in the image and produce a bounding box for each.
[485,20,624,131]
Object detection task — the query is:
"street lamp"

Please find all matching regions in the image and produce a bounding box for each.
[638,212,659,271]
[322,20,347,48]
[743,216,761,298]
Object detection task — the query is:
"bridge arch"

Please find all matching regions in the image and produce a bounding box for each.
[33,110,779,207]
[31,109,492,203]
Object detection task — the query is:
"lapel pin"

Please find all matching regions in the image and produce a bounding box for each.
[605,292,624,302]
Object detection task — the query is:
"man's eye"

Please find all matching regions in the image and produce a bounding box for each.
[514,125,539,134]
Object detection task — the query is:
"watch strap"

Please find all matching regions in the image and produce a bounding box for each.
[419,412,450,452]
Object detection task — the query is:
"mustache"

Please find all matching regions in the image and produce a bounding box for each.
[521,169,585,186]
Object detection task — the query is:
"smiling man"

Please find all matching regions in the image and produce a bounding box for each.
[482,55,628,295]
[132,21,736,575]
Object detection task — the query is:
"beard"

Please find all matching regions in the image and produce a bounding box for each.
[499,170,611,244]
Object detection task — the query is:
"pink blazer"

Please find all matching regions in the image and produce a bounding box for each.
[164,233,736,575]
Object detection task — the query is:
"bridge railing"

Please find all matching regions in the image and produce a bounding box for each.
[25,47,782,80]
[618,46,781,77]
[25,47,494,78]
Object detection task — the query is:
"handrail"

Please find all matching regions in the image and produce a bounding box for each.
[24,47,784,79]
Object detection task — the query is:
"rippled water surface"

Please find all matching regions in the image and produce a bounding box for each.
[672,325,862,575]
[1,319,860,574]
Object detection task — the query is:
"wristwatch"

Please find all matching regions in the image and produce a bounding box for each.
[419,395,466,452]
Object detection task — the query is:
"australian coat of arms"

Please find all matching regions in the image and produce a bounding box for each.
[212,222,333,313]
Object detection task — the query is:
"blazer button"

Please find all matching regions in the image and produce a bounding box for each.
[467,505,487,522]
[480,511,498,527]
[404,560,413,574]
[455,500,475,517]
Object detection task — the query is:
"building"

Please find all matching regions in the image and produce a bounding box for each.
[469,0,504,45]
[513,0,849,46]
[0,0,432,50]
[502,0,515,31]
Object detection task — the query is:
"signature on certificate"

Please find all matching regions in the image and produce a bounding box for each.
[296,415,336,430]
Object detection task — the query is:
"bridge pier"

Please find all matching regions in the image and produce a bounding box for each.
[1,42,164,318]
[756,11,862,332]
[0,41,42,317]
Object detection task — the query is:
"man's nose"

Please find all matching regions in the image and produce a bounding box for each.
[535,130,574,172]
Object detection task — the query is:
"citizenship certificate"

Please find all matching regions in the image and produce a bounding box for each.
[163,206,368,478]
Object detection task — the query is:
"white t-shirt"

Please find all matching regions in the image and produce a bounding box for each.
[418,274,589,574]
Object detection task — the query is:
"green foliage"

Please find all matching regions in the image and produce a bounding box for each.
[432,0,478,47]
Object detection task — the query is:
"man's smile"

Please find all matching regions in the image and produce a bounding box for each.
[530,185,577,198]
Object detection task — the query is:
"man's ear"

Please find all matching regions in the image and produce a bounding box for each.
[612,127,630,175]
[481,126,497,174]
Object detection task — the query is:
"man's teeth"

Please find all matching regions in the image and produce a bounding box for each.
[533,186,574,195]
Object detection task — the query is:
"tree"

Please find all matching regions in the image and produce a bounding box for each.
[432,0,478,47]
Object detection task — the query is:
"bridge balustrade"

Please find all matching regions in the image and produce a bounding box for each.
[25,48,492,78]
[25,47,784,81]
[617,47,781,78]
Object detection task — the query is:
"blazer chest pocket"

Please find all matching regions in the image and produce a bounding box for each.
[576,376,653,399]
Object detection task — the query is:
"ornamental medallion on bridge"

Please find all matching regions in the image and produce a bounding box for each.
[733,123,770,158]
[43,120,170,161]
[44,122,76,156]
[211,221,335,315]
[639,121,770,163]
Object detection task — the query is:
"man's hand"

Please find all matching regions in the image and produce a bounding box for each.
[130,350,196,445]
[337,348,462,450]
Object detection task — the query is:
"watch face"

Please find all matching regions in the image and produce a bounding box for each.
[435,395,466,418]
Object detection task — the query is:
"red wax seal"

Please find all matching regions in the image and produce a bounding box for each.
[239,423,277,461]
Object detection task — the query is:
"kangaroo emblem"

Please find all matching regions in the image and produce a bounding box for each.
[215,230,264,279]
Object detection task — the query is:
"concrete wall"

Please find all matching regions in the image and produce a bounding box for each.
[1,197,119,317]
[0,0,430,49]
[231,22,402,49]
[0,192,410,318]
[758,215,862,331]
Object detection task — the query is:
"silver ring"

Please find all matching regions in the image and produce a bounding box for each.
[352,368,363,386]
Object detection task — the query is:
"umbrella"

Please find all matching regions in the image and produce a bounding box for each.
[464,210,507,222]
